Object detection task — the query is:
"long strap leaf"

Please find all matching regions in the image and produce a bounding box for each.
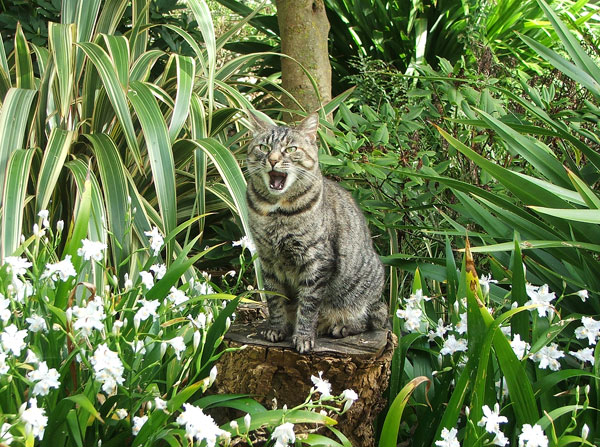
[35,128,74,213]
[1,149,34,259]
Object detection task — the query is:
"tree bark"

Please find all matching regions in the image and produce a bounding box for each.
[275,0,332,120]
[212,307,397,447]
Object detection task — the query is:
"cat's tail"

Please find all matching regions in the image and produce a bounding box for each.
[368,300,392,330]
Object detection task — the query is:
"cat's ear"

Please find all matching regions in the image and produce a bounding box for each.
[246,110,274,135]
[296,113,319,142]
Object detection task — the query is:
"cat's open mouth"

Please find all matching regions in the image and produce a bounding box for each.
[268,171,287,191]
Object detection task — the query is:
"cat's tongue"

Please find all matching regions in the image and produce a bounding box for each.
[268,171,287,190]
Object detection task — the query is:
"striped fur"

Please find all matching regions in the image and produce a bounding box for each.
[245,112,387,353]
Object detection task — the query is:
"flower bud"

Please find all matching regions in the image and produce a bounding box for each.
[244,413,251,432]
[230,420,238,431]
[582,423,589,441]
[57,220,64,232]
[193,331,201,350]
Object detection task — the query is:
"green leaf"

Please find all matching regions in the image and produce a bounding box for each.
[1,149,34,258]
[0,88,37,209]
[168,55,195,142]
[510,236,529,341]
[529,207,600,224]
[78,41,142,168]
[14,23,34,89]
[85,133,130,271]
[102,35,130,88]
[566,167,600,210]
[49,22,76,120]
[128,80,177,258]
[65,394,104,422]
[36,129,74,213]
[379,377,430,447]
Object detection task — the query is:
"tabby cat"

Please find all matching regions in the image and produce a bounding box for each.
[245,112,388,353]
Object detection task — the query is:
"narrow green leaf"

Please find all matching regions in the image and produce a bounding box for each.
[102,35,130,88]
[65,410,83,447]
[128,81,177,259]
[78,41,142,168]
[1,149,34,258]
[72,0,101,78]
[511,236,530,341]
[49,23,76,120]
[529,207,600,224]
[0,88,36,208]
[467,239,600,253]
[566,167,600,209]
[169,55,195,142]
[130,50,164,82]
[14,23,34,89]
[95,0,128,35]
[85,134,130,271]
[36,129,74,213]
[65,394,104,422]
[379,377,430,447]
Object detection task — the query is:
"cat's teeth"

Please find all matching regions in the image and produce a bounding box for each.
[268,171,287,190]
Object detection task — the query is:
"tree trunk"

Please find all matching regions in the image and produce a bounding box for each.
[212,305,397,447]
[275,0,332,120]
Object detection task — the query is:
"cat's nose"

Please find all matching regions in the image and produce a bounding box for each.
[268,153,282,167]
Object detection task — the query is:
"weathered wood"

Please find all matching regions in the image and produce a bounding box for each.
[213,315,397,447]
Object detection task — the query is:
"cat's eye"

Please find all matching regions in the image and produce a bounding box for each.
[255,144,269,153]
[285,146,298,153]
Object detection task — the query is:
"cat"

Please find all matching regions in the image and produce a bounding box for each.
[245,112,388,353]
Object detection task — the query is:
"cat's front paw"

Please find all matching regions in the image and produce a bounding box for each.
[292,334,315,353]
[264,328,287,343]
[330,324,350,338]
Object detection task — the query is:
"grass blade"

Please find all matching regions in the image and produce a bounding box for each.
[529,207,600,224]
[128,81,177,259]
[49,23,76,121]
[379,377,430,447]
[1,149,34,258]
[14,23,34,89]
[0,88,37,208]
[168,55,195,142]
[36,129,74,213]
[78,41,142,168]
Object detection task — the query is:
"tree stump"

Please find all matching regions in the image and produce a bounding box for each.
[213,307,397,447]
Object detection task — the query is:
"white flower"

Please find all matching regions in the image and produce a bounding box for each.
[77,239,107,262]
[341,389,358,412]
[478,403,507,435]
[188,313,207,330]
[440,335,468,356]
[574,317,600,345]
[132,415,148,436]
[0,352,8,375]
[26,315,47,333]
[479,274,498,296]
[167,336,186,359]
[150,263,166,279]
[91,344,125,395]
[518,424,548,447]
[435,427,460,447]
[510,334,530,360]
[72,297,106,336]
[144,227,164,256]
[455,312,468,335]
[582,423,589,440]
[56,220,64,232]
[176,403,224,446]
[525,284,556,317]
[310,371,332,397]
[139,271,154,289]
[38,209,49,220]
[196,282,214,296]
[271,422,295,447]
[0,295,11,323]
[28,361,61,396]
[3,256,32,277]
[396,306,423,332]
[12,277,33,304]
[123,273,133,290]
[168,287,189,306]
[20,399,47,440]
[132,340,146,355]
[576,289,588,302]
[570,347,595,365]
[154,397,167,411]
[531,343,564,371]
[1,324,28,356]
[41,255,76,283]
[134,299,160,328]
[232,235,256,254]
[428,319,450,341]
[25,349,39,365]
[115,408,128,420]
[0,422,13,445]
[244,413,251,432]
[209,365,217,386]
[491,431,509,446]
